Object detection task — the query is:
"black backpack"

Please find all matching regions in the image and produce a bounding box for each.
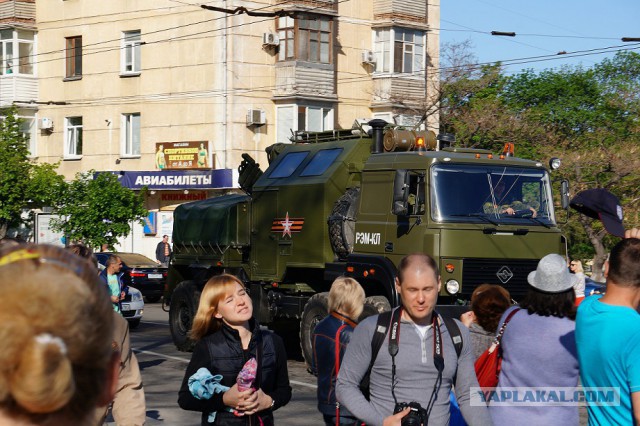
[359,309,463,400]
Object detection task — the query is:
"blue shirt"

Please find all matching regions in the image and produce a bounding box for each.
[576,295,640,425]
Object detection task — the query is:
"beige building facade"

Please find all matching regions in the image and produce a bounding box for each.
[12,0,439,255]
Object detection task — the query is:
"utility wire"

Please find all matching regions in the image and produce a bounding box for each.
[27,43,640,107]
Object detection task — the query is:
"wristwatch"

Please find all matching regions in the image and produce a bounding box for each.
[270,397,275,408]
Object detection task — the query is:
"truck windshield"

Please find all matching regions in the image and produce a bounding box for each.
[431,164,556,226]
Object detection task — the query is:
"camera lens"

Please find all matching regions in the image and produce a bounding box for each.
[401,412,422,426]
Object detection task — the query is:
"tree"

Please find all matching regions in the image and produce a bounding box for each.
[0,108,30,238]
[438,50,640,278]
[51,172,148,248]
[0,107,66,239]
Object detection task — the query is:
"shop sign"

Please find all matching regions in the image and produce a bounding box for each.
[155,141,211,170]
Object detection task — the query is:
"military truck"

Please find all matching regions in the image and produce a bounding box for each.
[166,119,570,366]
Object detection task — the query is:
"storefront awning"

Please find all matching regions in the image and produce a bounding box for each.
[117,169,233,190]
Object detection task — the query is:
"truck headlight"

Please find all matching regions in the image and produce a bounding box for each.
[445,279,460,295]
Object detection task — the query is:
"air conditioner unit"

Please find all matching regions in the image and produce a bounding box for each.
[262,32,280,46]
[246,109,266,126]
[361,50,376,65]
[39,117,53,130]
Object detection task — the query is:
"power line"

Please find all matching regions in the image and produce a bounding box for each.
[26,42,640,108]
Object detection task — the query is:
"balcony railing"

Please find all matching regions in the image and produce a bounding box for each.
[274,0,337,12]
[0,0,36,23]
[0,74,38,107]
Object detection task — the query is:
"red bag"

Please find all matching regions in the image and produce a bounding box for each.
[474,308,520,388]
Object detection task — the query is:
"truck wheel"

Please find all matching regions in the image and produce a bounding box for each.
[328,187,361,260]
[359,295,391,322]
[299,292,329,371]
[169,281,201,352]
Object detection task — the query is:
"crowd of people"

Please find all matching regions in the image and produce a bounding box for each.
[1,226,638,426]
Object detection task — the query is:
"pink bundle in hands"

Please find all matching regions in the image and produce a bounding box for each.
[233,358,258,417]
[236,357,257,390]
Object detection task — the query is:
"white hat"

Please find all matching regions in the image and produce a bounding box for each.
[527,254,580,293]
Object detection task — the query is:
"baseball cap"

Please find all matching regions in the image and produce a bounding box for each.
[570,188,625,238]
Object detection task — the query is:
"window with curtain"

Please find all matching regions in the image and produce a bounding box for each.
[122,113,141,156]
[122,30,141,74]
[65,116,83,158]
[374,28,424,74]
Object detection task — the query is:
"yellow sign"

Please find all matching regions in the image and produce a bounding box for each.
[155,141,211,170]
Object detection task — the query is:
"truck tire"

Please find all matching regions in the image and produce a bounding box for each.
[328,187,360,260]
[299,292,329,371]
[169,281,201,352]
[359,295,391,322]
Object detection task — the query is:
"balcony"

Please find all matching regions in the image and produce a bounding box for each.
[371,74,426,108]
[274,61,336,101]
[0,0,36,25]
[0,74,37,106]
[274,0,337,13]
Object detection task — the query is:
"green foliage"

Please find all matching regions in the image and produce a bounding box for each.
[439,50,640,272]
[0,107,36,236]
[51,171,148,248]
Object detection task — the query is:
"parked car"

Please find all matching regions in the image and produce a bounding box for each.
[96,252,167,302]
[585,276,606,296]
[122,286,144,329]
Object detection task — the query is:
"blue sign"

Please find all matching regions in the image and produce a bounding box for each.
[143,212,157,235]
[117,169,233,190]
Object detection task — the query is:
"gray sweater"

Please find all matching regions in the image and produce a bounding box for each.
[336,309,493,426]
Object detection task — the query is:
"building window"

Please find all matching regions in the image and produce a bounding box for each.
[1,29,35,75]
[65,36,82,78]
[277,104,334,142]
[298,106,333,132]
[121,31,141,75]
[64,117,83,158]
[277,15,332,63]
[20,115,36,157]
[121,113,141,157]
[374,28,424,74]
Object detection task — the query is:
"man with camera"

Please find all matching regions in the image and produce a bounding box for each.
[336,253,491,426]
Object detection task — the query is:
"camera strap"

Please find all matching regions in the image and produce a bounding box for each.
[388,308,444,407]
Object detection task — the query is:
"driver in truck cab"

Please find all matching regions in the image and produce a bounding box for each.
[483,180,538,218]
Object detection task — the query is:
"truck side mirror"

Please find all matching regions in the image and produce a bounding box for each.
[560,179,570,210]
[392,170,409,216]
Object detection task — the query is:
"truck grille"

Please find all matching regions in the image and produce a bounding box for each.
[462,258,539,299]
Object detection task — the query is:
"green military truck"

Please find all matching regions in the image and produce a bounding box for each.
[166,119,569,366]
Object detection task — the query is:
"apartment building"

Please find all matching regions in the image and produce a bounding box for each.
[31,0,439,254]
[0,0,37,152]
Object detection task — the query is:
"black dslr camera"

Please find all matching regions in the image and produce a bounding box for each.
[394,402,427,426]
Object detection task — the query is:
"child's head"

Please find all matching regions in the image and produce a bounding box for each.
[328,277,365,320]
[190,274,252,341]
[0,244,116,424]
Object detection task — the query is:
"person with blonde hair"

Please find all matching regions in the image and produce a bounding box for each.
[0,244,119,425]
[312,277,365,426]
[178,274,291,425]
[66,243,146,426]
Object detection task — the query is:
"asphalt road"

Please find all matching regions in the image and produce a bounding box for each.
[107,302,319,426]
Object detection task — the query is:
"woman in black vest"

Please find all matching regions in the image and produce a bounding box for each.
[178,274,292,425]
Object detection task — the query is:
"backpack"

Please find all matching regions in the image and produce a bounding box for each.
[359,309,463,399]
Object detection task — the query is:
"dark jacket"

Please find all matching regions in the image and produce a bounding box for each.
[156,241,171,264]
[311,311,358,419]
[178,319,292,426]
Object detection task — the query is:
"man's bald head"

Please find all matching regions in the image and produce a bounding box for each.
[397,253,439,284]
